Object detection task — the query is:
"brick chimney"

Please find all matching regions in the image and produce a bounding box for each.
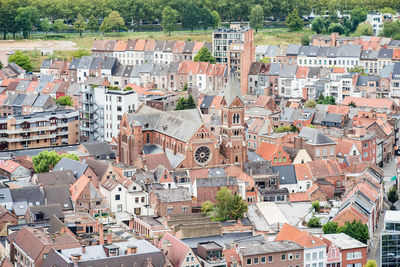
[98,220,104,245]
[129,219,134,230]
[81,245,86,254]
[107,233,112,245]
[126,244,138,255]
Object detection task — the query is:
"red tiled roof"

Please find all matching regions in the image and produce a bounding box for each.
[253,96,272,108]
[69,175,90,202]
[158,233,190,267]
[134,39,146,51]
[294,163,312,181]
[256,143,280,161]
[308,160,343,178]
[173,41,185,53]
[275,223,326,248]
[296,66,308,79]
[225,165,255,188]
[248,118,265,134]
[333,67,346,73]
[143,153,171,171]
[114,40,127,51]
[289,192,310,202]
[393,49,400,60]
[326,105,349,115]
[188,169,209,183]
[342,97,395,109]
[0,160,20,174]
[334,140,354,156]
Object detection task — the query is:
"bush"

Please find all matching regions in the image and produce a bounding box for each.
[323,221,338,234]
[307,215,321,227]
[312,201,320,212]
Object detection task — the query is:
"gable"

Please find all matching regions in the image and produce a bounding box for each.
[190,125,217,143]
[229,96,244,108]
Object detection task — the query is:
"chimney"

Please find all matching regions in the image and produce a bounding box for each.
[107,233,112,245]
[98,220,104,245]
[129,219,134,230]
[81,245,86,254]
[126,244,138,255]
[70,253,81,266]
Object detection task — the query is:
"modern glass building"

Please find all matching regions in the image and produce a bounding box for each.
[381,210,400,267]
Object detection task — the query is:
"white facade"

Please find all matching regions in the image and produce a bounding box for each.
[126,181,153,216]
[304,246,326,267]
[100,182,128,213]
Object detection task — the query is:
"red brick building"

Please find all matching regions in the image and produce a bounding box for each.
[256,143,292,166]
[150,188,192,217]
[194,177,238,207]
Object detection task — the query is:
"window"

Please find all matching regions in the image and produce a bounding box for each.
[288,253,293,260]
[117,204,122,212]
[187,257,190,262]
[115,195,120,200]
[323,148,327,156]
[247,258,252,265]
[295,252,300,259]
[319,251,323,259]
[363,152,368,158]
[330,148,334,156]
[319,263,323,267]
[268,256,273,263]
[312,252,317,260]
[261,257,266,263]
[281,254,286,261]
[254,257,259,264]
[167,208,173,213]
[347,251,362,260]
[135,197,139,203]
[316,149,320,157]
[182,207,188,212]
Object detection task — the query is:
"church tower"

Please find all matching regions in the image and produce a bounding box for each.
[220,70,247,164]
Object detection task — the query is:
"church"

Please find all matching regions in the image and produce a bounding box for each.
[117,72,247,169]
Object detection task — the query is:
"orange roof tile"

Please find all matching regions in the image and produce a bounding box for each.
[69,175,90,202]
[289,192,310,202]
[210,95,222,110]
[334,139,354,156]
[296,66,308,79]
[0,160,20,173]
[144,39,156,51]
[188,169,209,183]
[294,163,312,181]
[225,165,255,188]
[393,49,400,60]
[333,67,346,73]
[326,105,349,115]
[143,153,171,171]
[173,41,185,53]
[134,39,146,51]
[193,41,204,54]
[114,40,127,51]
[253,96,272,108]
[342,97,395,109]
[0,95,7,105]
[256,143,279,161]
[248,118,265,134]
[307,184,319,194]
[275,223,326,248]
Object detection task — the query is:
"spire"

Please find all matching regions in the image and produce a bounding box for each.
[223,68,243,107]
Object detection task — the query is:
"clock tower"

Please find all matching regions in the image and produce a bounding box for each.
[220,70,247,164]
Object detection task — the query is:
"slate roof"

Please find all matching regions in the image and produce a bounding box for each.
[53,158,88,179]
[43,185,73,211]
[10,186,45,206]
[29,203,64,221]
[222,70,244,107]
[153,188,191,202]
[378,48,393,59]
[0,188,12,204]
[356,75,379,86]
[272,165,297,185]
[297,127,336,145]
[337,45,362,57]
[127,105,201,142]
[81,142,115,159]
[196,177,237,187]
[280,65,297,78]
[322,113,342,124]
[200,95,215,109]
[84,158,109,179]
[286,44,301,56]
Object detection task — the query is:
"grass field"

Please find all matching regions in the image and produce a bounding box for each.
[13,27,313,71]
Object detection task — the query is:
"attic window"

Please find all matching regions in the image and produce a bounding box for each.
[144,123,149,128]
[0,194,4,199]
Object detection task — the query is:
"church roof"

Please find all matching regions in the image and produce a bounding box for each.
[126,105,202,142]
[222,70,244,107]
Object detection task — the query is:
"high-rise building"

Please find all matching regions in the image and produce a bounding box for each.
[381,210,400,267]
[212,23,254,95]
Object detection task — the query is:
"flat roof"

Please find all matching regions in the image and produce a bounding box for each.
[384,210,400,222]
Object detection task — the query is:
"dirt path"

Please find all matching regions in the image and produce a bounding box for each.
[0,40,77,65]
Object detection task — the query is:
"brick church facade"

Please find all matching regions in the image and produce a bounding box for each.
[117,72,247,169]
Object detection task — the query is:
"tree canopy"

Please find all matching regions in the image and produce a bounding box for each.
[388,186,399,210]
[100,11,126,33]
[8,51,33,72]
[286,9,303,31]
[354,22,373,36]
[175,95,196,110]
[161,7,179,35]
[249,5,264,33]
[339,221,369,244]
[323,221,338,234]
[215,187,247,221]
[193,47,216,64]
[73,13,86,36]
[56,95,74,106]
[32,150,79,173]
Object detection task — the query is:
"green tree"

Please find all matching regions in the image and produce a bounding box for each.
[305,100,317,108]
[312,201,320,212]
[53,19,68,33]
[249,5,264,33]
[40,18,52,35]
[210,11,221,28]
[312,17,325,34]
[301,34,310,46]
[350,8,367,32]
[56,95,73,106]
[349,66,366,74]
[185,95,196,109]
[307,215,321,227]
[161,7,179,35]
[286,9,303,31]
[87,15,99,33]
[323,221,338,234]
[8,51,33,72]
[32,150,79,173]
[388,186,399,209]
[348,101,357,107]
[380,7,396,15]
[100,11,126,34]
[182,83,188,91]
[201,200,214,215]
[175,97,187,110]
[339,221,369,244]
[0,61,3,69]
[194,47,216,64]
[182,1,201,32]
[275,125,292,133]
[365,260,377,267]
[354,22,373,36]
[215,187,247,221]
[73,13,86,36]
[72,49,90,58]
[15,6,40,39]
[381,21,400,38]
[328,23,344,34]
[317,94,336,105]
